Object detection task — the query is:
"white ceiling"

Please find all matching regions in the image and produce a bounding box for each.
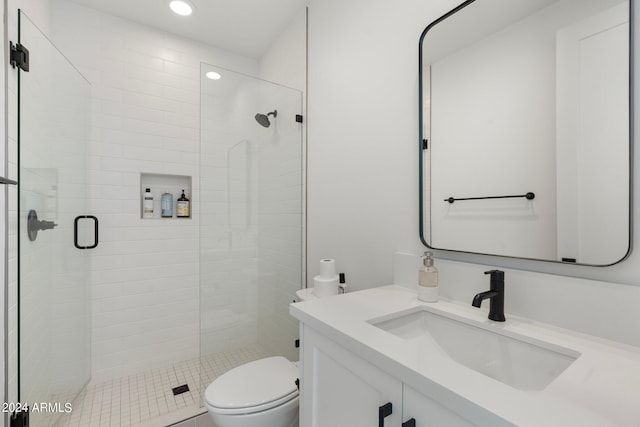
[68,0,308,59]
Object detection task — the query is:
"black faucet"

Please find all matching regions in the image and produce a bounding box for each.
[472,270,506,322]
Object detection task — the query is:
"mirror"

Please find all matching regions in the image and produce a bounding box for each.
[419,0,631,265]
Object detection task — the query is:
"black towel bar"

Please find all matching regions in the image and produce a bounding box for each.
[445,192,535,204]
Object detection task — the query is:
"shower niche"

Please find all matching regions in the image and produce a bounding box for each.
[140,172,192,219]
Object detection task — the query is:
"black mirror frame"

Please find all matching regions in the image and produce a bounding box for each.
[418,0,634,267]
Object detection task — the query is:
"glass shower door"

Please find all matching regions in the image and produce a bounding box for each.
[199,64,303,399]
[18,11,92,425]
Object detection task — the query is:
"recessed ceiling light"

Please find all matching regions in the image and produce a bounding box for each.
[205,71,222,80]
[169,0,194,16]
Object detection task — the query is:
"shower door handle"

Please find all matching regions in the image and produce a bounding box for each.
[74,215,98,249]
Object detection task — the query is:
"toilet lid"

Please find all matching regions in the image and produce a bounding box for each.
[205,356,299,415]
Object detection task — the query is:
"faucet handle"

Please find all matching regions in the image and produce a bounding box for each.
[484,270,505,280]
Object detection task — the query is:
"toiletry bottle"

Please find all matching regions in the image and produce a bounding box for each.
[161,191,173,218]
[418,251,438,302]
[143,188,154,218]
[176,189,190,218]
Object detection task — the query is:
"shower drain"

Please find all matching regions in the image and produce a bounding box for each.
[172,384,190,395]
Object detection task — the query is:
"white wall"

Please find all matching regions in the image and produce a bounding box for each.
[49,0,258,382]
[260,8,307,93]
[307,0,457,291]
[307,0,640,348]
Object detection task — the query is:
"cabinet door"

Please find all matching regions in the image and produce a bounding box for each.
[402,385,477,427]
[300,326,402,427]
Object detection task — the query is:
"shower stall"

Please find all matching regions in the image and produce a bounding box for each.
[16,11,303,426]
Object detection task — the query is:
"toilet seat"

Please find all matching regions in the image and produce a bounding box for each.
[205,356,299,416]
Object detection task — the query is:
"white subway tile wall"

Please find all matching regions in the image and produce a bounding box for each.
[48,0,259,382]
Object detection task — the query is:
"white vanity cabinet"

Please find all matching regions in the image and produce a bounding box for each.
[300,325,478,427]
[403,385,476,427]
[300,326,403,427]
[291,286,640,427]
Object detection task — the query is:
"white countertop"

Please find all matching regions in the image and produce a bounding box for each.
[290,285,640,427]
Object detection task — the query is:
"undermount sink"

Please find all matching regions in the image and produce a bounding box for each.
[369,307,580,391]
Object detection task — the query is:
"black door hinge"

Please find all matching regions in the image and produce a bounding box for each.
[295,339,300,348]
[422,139,428,149]
[296,114,303,123]
[10,42,29,72]
[10,407,29,427]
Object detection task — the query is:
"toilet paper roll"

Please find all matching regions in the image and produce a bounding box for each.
[319,259,337,279]
[314,275,339,297]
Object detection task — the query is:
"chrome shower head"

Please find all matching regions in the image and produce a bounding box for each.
[255,110,277,128]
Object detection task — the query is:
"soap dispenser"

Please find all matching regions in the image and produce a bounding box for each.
[418,251,438,302]
[176,189,190,218]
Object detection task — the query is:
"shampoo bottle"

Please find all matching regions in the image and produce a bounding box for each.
[176,189,190,218]
[143,188,154,218]
[418,251,438,302]
[161,191,173,218]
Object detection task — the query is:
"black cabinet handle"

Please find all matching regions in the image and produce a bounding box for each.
[74,215,98,249]
[378,402,392,427]
[402,419,416,427]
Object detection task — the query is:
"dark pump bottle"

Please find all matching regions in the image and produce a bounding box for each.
[177,189,190,218]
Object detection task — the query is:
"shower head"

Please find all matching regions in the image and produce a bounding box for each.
[255,110,277,128]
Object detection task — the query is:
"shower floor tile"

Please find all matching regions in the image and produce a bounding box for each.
[56,344,271,427]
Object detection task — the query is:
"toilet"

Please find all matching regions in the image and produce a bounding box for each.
[204,356,300,427]
[204,287,337,426]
